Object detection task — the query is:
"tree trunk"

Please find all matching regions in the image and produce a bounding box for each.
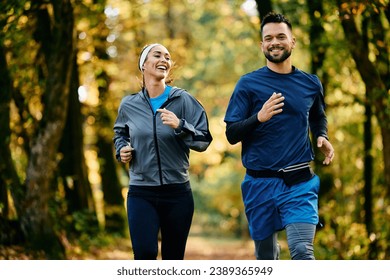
[97,132,123,207]
[361,16,375,258]
[363,101,373,229]
[255,0,273,21]
[307,0,327,76]
[337,0,390,258]
[95,69,126,233]
[0,45,15,218]
[20,0,75,258]
[0,42,25,245]
[337,1,389,191]
[59,54,95,215]
[92,4,126,233]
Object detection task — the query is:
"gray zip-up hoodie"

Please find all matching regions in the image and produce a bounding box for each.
[113,86,212,186]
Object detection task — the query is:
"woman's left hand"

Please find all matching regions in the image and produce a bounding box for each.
[157,108,180,129]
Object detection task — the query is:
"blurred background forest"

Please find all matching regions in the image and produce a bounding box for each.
[0,0,389,260]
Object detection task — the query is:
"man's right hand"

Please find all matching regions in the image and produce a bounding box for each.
[257,92,285,123]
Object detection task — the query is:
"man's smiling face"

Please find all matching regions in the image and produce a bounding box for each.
[261,22,296,63]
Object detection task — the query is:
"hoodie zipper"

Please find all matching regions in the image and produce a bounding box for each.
[145,88,180,186]
[152,113,164,185]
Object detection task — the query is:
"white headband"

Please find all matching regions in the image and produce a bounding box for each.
[138,43,160,72]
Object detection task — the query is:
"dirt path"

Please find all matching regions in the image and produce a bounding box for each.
[185,236,255,260]
[1,235,256,260]
[87,235,255,260]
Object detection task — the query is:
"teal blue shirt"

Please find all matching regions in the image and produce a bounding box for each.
[150,85,171,113]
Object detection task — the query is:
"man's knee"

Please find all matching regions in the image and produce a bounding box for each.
[254,236,280,260]
[290,242,314,260]
[286,223,316,260]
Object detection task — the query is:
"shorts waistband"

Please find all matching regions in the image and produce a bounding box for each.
[246,162,311,178]
[246,169,283,178]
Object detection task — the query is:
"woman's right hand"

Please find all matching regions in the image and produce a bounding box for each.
[120,145,134,163]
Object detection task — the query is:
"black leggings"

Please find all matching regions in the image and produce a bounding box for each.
[127,182,194,260]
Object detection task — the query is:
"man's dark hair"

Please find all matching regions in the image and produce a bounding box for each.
[260,12,292,35]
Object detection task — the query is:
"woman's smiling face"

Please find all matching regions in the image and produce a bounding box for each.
[142,45,172,80]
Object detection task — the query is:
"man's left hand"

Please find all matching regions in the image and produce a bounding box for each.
[317,136,334,165]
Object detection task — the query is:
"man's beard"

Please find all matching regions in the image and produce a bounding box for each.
[264,48,292,63]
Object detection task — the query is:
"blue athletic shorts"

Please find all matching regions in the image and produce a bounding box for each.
[241,174,320,241]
